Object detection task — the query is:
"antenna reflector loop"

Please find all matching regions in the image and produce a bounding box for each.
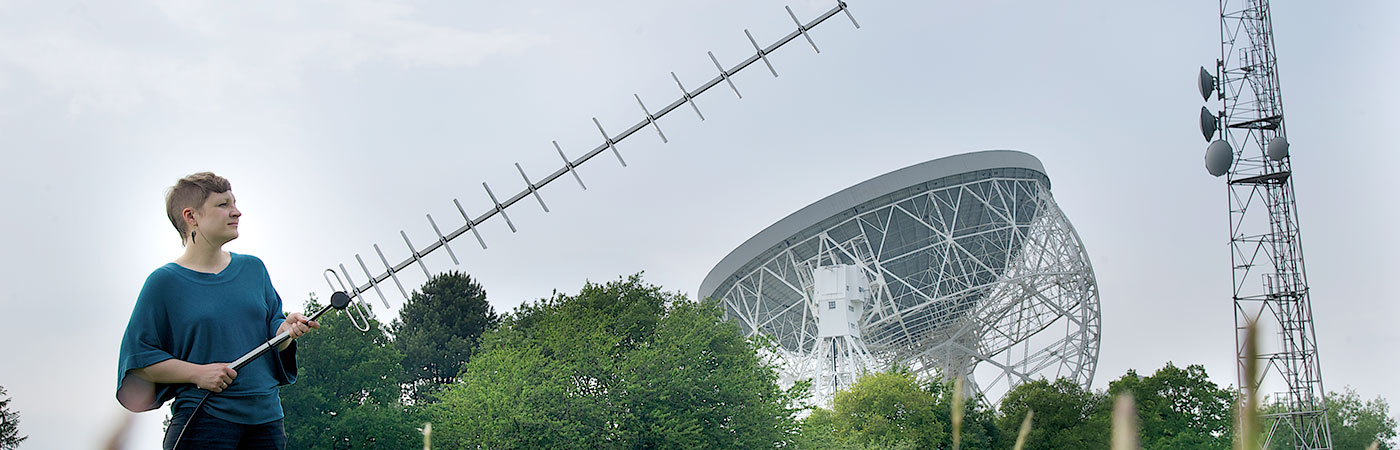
[324,269,371,332]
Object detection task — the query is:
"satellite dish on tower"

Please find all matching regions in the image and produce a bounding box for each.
[1205,139,1233,177]
[1267,136,1290,161]
[1200,107,1217,142]
[1198,67,1216,101]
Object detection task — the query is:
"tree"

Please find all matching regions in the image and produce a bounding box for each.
[926,376,1002,449]
[428,274,803,449]
[795,407,862,450]
[829,370,946,448]
[796,369,1002,450]
[0,386,25,450]
[1325,387,1398,450]
[389,271,498,399]
[1107,362,1234,450]
[997,378,1109,450]
[282,295,420,449]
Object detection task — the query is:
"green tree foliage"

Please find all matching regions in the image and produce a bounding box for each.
[794,407,861,450]
[0,386,25,450]
[830,370,945,448]
[261,270,1396,450]
[390,271,498,399]
[792,411,919,450]
[1325,387,1398,450]
[926,376,1002,449]
[794,370,998,450]
[282,295,419,449]
[1107,362,1234,450]
[996,378,1109,450]
[427,274,802,449]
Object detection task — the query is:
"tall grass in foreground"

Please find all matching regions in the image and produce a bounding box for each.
[1240,319,1260,450]
[1112,393,1139,450]
[1011,410,1033,450]
[953,376,964,450]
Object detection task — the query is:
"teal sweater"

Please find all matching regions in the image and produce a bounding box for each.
[116,253,297,425]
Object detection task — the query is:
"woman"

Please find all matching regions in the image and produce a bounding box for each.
[116,172,318,449]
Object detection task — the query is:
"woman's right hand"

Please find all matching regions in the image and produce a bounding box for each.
[192,363,238,392]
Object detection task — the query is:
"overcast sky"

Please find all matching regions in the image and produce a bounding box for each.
[1,1,1396,448]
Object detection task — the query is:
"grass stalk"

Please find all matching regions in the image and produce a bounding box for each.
[1238,319,1261,450]
[1012,409,1033,450]
[952,376,964,450]
[1112,392,1140,450]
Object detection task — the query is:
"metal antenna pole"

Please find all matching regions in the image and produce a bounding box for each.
[320,2,861,310]
[1201,1,1333,448]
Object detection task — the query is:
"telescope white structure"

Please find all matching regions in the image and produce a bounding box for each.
[699,150,1100,405]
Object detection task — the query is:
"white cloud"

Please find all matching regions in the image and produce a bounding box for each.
[0,0,544,115]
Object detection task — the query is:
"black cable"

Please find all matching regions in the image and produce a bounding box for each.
[169,390,211,450]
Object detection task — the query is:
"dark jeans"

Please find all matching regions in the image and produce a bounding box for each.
[163,407,286,450]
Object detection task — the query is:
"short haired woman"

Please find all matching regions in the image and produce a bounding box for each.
[117,172,318,449]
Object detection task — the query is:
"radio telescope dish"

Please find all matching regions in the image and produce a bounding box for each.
[699,150,1101,405]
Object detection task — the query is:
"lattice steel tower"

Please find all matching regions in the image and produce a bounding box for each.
[1198,1,1332,448]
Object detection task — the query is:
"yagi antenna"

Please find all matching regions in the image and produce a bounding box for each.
[325,1,861,312]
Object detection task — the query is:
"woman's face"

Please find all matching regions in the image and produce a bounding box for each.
[190,191,241,245]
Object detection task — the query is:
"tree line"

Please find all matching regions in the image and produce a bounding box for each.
[263,271,1395,449]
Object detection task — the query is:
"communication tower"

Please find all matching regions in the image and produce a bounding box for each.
[1198,1,1332,448]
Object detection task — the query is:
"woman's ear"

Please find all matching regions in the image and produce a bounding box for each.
[182,207,198,241]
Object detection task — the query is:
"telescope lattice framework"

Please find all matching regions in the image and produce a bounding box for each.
[699,150,1100,405]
